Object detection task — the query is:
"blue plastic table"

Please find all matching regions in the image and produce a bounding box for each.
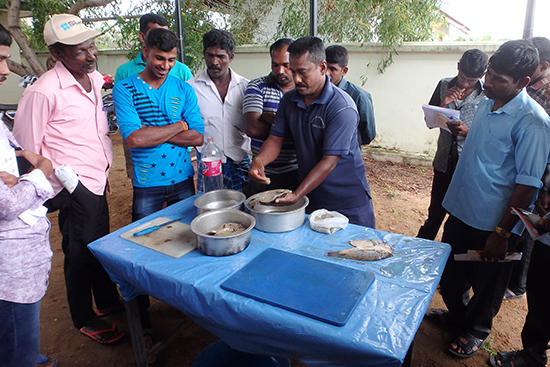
[88,195,450,367]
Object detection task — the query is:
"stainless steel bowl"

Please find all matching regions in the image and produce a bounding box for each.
[244,192,309,233]
[190,209,256,256]
[194,189,246,215]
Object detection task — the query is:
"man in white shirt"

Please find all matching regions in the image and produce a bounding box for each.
[189,29,250,193]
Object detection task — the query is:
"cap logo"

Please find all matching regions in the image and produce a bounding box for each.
[60,20,82,31]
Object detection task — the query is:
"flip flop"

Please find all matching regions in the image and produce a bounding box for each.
[489,350,529,367]
[448,333,488,359]
[94,299,125,317]
[80,322,124,344]
[503,289,524,300]
[424,308,459,331]
[37,355,58,367]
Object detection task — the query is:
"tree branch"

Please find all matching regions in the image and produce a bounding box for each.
[68,0,116,15]
[7,59,34,77]
[7,0,47,76]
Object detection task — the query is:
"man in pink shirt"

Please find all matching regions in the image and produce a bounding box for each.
[14,14,124,345]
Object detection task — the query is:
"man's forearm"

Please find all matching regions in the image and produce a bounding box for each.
[245,111,275,140]
[126,122,185,148]
[542,163,550,193]
[167,130,204,147]
[255,135,284,165]
[496,184,538,232]
[293,155,340,199]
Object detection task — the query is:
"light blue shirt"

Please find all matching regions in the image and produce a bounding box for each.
[443,89,550,231]
[114,52,193,84]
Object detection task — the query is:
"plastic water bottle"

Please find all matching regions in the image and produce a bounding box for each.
[201,138,223,192]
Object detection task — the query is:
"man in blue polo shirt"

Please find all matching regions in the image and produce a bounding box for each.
[434,40,550,360]
[249,36,374,228]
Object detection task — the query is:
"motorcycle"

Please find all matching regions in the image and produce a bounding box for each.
[101,74,118,135]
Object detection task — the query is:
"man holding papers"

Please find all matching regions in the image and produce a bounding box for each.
[433,40,550,359]
[417,49,488,240]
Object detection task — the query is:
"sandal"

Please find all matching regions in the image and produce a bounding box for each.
[37,355,58,367]
[448,332,488,358]
[80,318,124,344]
[94,299,125,317]
[424,308,459,331]
[503,289,524,301]
[489,350,529,367]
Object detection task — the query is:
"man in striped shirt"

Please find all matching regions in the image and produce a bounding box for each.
[243,38,300,196]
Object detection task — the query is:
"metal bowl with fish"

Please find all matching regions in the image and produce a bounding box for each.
[190,209,256,256]
[193,189,246,215]
[244,189,309,233]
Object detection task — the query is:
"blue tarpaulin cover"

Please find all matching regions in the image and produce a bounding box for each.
[88,195,450,367]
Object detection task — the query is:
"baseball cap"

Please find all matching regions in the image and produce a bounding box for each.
[44,14,100,46]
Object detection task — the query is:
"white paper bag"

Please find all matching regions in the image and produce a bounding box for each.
[308,209,349,234]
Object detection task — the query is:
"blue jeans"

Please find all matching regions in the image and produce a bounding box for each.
[0,299,40,367]
[132,179,195,221]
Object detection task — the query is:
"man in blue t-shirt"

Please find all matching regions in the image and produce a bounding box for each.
[113,28,203,344]
[249,37,374,228]
[113,28,204,221]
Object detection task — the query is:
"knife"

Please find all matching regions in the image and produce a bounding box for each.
[133,218,183,237]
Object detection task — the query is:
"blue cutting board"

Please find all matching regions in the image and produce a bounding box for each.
[221,248,375,326]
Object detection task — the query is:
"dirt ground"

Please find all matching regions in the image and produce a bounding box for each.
[37,133,543,367]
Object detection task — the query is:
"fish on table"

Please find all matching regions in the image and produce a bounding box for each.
[327,239,393,261]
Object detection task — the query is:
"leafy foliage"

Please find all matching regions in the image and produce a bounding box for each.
[276,0,443,72]
[14,0,442,73]
[20,0,70,51]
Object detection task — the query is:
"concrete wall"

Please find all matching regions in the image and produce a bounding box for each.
[0,13,25,105]
[8,41,503,157]
[230,42,502,158]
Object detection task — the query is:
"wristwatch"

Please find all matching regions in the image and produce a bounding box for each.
[494,226,511,239]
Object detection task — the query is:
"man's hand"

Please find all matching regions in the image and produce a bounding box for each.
[272,190,299,205]
[440,86,465,107]
[0,171,19,187]
[446,121,469,137]
[535,191,550,216]
[480,232,508,262]
[248,158,270,185]
[16,149,53,177]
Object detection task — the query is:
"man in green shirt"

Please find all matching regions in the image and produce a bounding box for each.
[115,13,192,83]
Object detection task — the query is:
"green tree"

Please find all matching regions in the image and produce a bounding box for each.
[4,0,442,76]
[276,0,443,72]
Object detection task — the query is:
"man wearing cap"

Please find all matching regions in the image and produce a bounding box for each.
[14,14,124,344]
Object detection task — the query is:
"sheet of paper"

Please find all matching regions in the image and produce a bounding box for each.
[422,104,460,133]
[511,207,550,240]
[0,144,19,176]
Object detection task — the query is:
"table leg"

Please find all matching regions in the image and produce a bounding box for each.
[125,298,147,367]
[401,341,413,367]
